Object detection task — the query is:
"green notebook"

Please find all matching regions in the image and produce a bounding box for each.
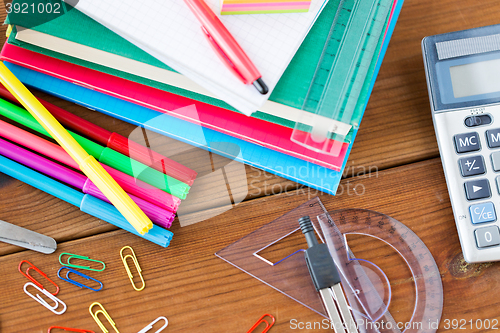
[7,0,385,143]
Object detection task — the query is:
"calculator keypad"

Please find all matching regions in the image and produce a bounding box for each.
[453,123,500,258]
[431,104,500,261]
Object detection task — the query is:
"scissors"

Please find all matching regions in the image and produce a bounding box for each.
[0,219,56,254]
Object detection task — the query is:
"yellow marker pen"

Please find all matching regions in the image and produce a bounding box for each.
[0,62,152,235]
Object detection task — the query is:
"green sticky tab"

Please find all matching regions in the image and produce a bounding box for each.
[99,147,189,199]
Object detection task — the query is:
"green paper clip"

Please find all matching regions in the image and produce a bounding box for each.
[59,252,106,272]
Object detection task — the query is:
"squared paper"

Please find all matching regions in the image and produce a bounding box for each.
[72,0,328,115]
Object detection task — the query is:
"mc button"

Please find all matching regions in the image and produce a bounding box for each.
[455,132,480,153]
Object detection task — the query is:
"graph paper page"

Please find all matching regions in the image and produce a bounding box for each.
[72,0,327,115]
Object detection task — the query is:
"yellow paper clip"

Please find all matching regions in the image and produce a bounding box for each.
[89,302,119,333]
[120,246,145,291]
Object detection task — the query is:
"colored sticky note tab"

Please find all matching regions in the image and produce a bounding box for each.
[220,0,311,15]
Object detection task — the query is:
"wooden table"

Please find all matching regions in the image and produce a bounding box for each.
[1,0,500,332]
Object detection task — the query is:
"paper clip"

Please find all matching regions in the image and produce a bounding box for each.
[23,282,67,315]
[89,302,119,333]
[137,316,169,333]
[120,246,145,291]
[57,267,103,292]
[18,260,60,296]
[59,252,106,272]
[48,326,95,333]
[246,314,275,333]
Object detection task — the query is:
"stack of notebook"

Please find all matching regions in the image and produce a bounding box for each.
[1,0,403,195]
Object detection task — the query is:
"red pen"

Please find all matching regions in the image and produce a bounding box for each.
[183,0,269,95]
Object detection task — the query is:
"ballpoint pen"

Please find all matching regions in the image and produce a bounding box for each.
[0,62,153,235]
[183,0,269,95]
[299,216,358,333]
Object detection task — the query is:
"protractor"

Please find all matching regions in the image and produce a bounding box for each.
[316,209,444,333]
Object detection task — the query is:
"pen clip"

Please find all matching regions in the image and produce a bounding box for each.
[201,26,247,84]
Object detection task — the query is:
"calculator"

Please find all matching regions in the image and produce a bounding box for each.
[422,24,500,263]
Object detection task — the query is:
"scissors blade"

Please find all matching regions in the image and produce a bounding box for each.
[0,219,56,254]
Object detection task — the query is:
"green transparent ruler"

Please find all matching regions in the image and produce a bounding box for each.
[291,0,392,156]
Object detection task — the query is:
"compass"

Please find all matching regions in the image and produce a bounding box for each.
[216,198,444,333]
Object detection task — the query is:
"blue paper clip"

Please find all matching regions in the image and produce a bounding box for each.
[57,267,103,292]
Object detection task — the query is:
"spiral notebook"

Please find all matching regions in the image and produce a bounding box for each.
[72,0,329,115]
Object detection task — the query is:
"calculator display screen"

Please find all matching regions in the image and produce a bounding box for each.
[450,58,500,98]
[423,25,500,111]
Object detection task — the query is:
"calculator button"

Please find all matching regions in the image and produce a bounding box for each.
[475,226,500,248]
[465,115,492,127]
[469,202,496,224]
[459,156,485,176]
[492,152,500,171]
[495,176,500,194]
[486,129,500,148]
[464,179,491,200]
[454,132,480,153]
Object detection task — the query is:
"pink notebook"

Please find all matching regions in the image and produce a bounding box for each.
[0,42,349,171]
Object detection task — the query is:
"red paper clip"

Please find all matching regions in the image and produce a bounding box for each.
[18,260,60,296]
[247,314,275,333]
[48,326,95,333]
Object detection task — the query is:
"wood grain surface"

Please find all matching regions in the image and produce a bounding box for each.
[1,0,500,332]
